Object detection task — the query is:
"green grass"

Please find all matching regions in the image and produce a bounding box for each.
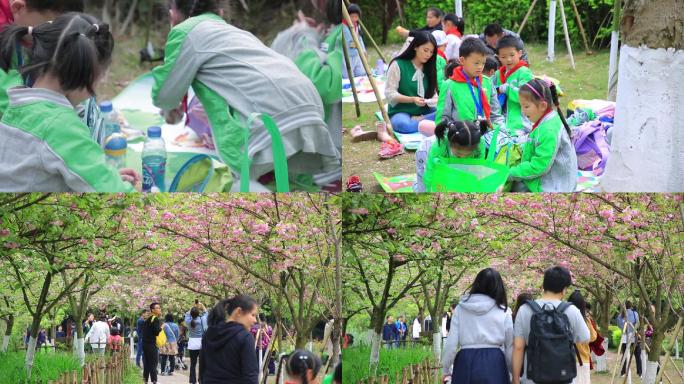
[342,42,610,192]
[0,351,81,384]
[342,344,435,384]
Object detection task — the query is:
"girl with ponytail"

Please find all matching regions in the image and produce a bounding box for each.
[286,349,323,384]
[199,294,259,383]
[508,78,578,192]
[418,118,489,192]
[0,12,141,192]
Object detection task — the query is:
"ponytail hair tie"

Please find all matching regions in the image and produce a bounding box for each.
[93,24,100,32]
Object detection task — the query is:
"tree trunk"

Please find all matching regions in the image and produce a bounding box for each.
[2,315,13,352]
[369,330,382,366]
[432,332,442,365]
[595,338,609,372]
[601,0,684,191]
[118,0,140,36]
[25,313,43,378]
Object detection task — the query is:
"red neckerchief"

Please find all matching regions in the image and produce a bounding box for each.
[530,108,553,133]
[342,19,359,31]
[437,48,446,60]
[445,26,462,38]
[450,68,491,120]
[498,60,528,85]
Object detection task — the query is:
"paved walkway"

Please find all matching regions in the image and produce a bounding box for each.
[130,358,191,384]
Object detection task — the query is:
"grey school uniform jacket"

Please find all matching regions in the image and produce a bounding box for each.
[152,13,341,184]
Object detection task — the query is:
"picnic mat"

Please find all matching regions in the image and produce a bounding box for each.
[343,76,386,103]
[373,172,416,193]
[568,99,616,113]
[372,170,601,193]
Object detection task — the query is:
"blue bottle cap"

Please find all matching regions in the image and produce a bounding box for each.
[100,101,113,113]
[147,126,162,138]
[104,134,127,156]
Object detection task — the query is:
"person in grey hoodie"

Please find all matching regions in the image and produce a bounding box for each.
[442,268,513,384]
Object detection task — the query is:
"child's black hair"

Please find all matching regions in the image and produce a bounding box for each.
[443,13,464,35]
[26,0,84,13]
[484,55,499,73]
[519,78,571,136]
[484,23,504,37]
[207,294,257,326]
[496,35,524,52]
[445,58,459,79]
[0,12,113,95]
[327,0,342,25]
[171,0,220,18]
[459,37,488,59]
[286,349,322,384]
[389,32,438,99]
[427,7,443,19]
[347,3,361,16]
[435,118,488,154]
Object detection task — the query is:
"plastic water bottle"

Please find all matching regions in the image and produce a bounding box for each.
[375,59,385,77]
[104,133,127,169]
[142,126,167,192]
[100,101,121,138]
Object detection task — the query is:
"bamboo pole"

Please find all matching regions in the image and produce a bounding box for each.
[568,0,592,53]
[610,321,630,384]
[342,0,387,63]
[558,0,576,70]
[656,315,683,384]
[342,31,361,118]
[517,0,539,35]
[341,1,394,137]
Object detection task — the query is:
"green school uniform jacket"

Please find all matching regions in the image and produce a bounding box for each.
[436,55,446,86]
[493,65,533,134]
[435,76,504,128]
[0,49,26,117]
[0,87,135,192]
[509,110,578,192]
[423,137,486,191]
[152,13,340,182]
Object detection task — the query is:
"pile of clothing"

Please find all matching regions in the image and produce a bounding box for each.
[568,101,615,176]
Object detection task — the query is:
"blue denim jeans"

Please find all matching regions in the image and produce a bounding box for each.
[390,110,436,134]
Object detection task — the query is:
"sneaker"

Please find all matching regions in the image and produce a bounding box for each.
[346,176,363,192]
[378,141,405,159]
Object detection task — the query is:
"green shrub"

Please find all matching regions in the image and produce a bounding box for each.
[342,344,435,384]
[608,325,622,348]
[0,351,81,384]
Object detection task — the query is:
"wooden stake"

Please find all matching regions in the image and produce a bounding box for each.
[341,32,361,118]
[341,1,393,136]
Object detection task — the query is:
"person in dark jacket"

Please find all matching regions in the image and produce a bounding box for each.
[199,294,259,384]
[142,302,162,384]
[382,315,398,349]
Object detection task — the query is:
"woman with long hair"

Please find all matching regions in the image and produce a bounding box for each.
[441,267,513,384]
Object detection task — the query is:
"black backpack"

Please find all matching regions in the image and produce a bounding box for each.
[526,300,582,384]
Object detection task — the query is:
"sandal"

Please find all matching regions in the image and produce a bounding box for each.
[378,141,405,159]
[350,125,377,142]
[376,121,393,143]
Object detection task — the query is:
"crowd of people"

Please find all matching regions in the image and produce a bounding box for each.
[344,3,581,193]
[133,295,340,384]
[380,265,659,384]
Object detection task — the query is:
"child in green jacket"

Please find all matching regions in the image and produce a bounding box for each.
[0,0,85,117]
[509,79,578,192]
[421,118,488,192]
[154,0,341,189]
[0,13,138,192]
[493,35,534,136]
[419,38,504,138]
